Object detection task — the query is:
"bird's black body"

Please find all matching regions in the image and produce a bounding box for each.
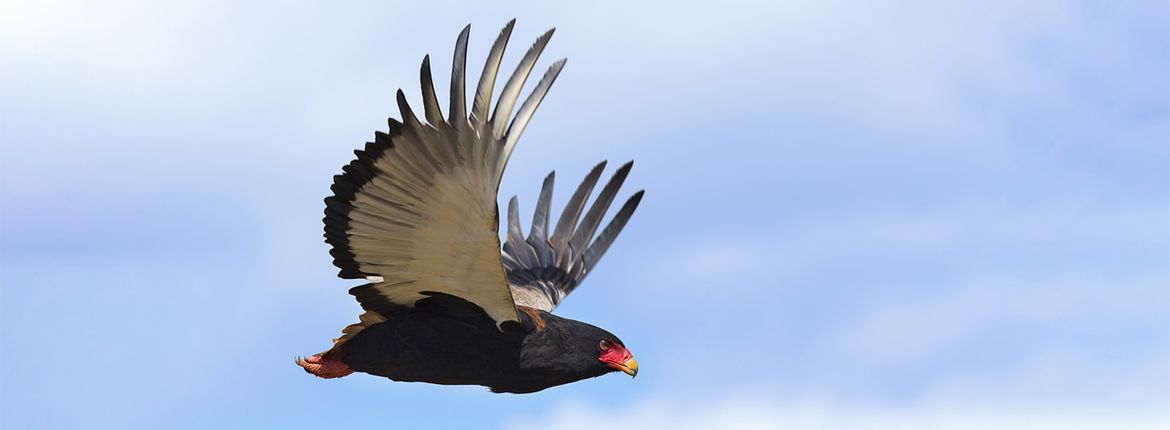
[340,294,619,393]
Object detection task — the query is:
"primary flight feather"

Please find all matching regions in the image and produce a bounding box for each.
[298,20,644,394]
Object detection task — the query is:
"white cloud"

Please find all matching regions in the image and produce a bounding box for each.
[507,396,1170,430]
[628,195,1170,408]
[823,273,1170,359]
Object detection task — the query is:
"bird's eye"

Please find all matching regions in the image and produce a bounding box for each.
[599,339,611,351]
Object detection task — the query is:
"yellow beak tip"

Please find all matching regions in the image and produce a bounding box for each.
[623,358,639,378]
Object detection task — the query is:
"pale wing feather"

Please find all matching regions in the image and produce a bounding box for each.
[324,22,566,326]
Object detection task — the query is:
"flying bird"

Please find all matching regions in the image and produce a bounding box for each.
[296,20,644,394]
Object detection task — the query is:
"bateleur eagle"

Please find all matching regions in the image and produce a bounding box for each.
[296,21,644,394]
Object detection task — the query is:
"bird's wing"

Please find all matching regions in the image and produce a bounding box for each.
[502,161,644,312]
[324,21,566,326]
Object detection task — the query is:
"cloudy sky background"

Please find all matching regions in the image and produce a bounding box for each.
[2,0,1168,428]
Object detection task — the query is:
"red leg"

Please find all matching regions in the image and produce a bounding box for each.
[295,354,354,379]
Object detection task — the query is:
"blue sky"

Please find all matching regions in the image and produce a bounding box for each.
[2,0,1168,428]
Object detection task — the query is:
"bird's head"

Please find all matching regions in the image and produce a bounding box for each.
[554,321,638,379]
[596,338,638,378]
[519,312,639,382]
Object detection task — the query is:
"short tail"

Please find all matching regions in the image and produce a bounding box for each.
[295,354,354,379]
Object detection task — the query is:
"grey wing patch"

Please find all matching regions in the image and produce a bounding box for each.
[502,161,645,312]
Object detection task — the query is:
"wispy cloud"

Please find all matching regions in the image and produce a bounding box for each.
[508,396,1170,430]
[642,196,1170,291]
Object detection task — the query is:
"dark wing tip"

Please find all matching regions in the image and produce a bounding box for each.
[449,24,472,122]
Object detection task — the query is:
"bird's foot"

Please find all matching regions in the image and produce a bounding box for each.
[295,354,354,379]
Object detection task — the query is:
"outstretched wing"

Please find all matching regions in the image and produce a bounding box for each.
[324,21,566,326]
[502,161,645,312]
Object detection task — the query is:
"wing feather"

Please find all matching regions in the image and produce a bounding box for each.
[471,19,515,126]
[584,190,644,274]
[569,161,632,254]
[529,172,556,265]
[503,162,644,311]
[502,58,567,164]
[420,55,443,125]
[550,161,606,253]
[324,22,567,326]
[490,28,556,140]
[448,25,470,123]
